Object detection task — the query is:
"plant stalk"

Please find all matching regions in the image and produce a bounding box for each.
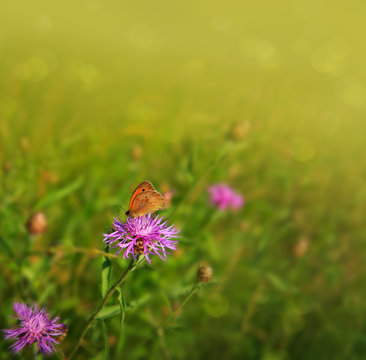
[163,282,202,326]
[67,258,138,359]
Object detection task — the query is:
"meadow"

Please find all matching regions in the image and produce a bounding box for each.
[1,0,366,359]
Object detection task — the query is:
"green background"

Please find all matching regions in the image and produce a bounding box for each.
[1,0,366,359]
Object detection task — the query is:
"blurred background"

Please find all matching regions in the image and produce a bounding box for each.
[1,0,366,359]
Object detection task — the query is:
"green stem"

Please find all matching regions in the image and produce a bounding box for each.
[164,282,202,325]
[174,283,201,314]
[156,284,202,360]
[67,258,138,359]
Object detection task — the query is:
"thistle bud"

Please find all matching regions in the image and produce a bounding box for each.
[197,265,213,283]
[26,211,47,235]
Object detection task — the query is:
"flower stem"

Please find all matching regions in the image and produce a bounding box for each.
[164,282,203,325]
[155,284,201,360]
[174,283,201,314]
[67,258,138,359]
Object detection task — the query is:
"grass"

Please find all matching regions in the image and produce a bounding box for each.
[1,0,366,359]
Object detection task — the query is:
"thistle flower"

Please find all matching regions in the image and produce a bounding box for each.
[103,214,179,264]
[208,183,244,211]
[3,302,66,355]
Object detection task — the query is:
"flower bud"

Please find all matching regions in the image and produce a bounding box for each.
[197,265,213,283]
[108,334,117,346]
[26,212,47,235]
[293,236,309,258]
[2,161,11,174]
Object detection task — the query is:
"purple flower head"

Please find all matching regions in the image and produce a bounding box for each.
[103,214,179,264]
[3,302,66,356]
[208,183,244,211]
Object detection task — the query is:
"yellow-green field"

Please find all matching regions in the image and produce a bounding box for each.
[1,1,366,359]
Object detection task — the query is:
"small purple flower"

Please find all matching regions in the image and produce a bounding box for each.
[3,302,66,356]
[104,214,179,264]
[208,183,244,211]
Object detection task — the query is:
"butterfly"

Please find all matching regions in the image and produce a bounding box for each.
[125,180,166,218]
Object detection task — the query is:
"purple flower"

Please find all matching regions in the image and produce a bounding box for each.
[3,302,66,356]
[103,214,179,264]
[208,183,244,211]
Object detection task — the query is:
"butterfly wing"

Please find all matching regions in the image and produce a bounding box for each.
[128,181,155,208]
[131,180,155,194]
[128,190,166,218]
[126,181,155,216]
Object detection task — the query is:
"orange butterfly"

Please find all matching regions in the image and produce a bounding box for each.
[125,180,166,218]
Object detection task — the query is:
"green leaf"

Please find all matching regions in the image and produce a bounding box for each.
[34,177,84,209]
[96,294,152,321]
[0,236,14,258]
[101,247,112,298]
[116,287,126,328]
[100,320,109,360]
[96,305,121,320]
[166,325,186,332]
[266,273,297,293]
[134,254,146,268]
[129,294,152,309]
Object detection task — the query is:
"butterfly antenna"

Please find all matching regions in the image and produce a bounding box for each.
[118,205,128,213]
